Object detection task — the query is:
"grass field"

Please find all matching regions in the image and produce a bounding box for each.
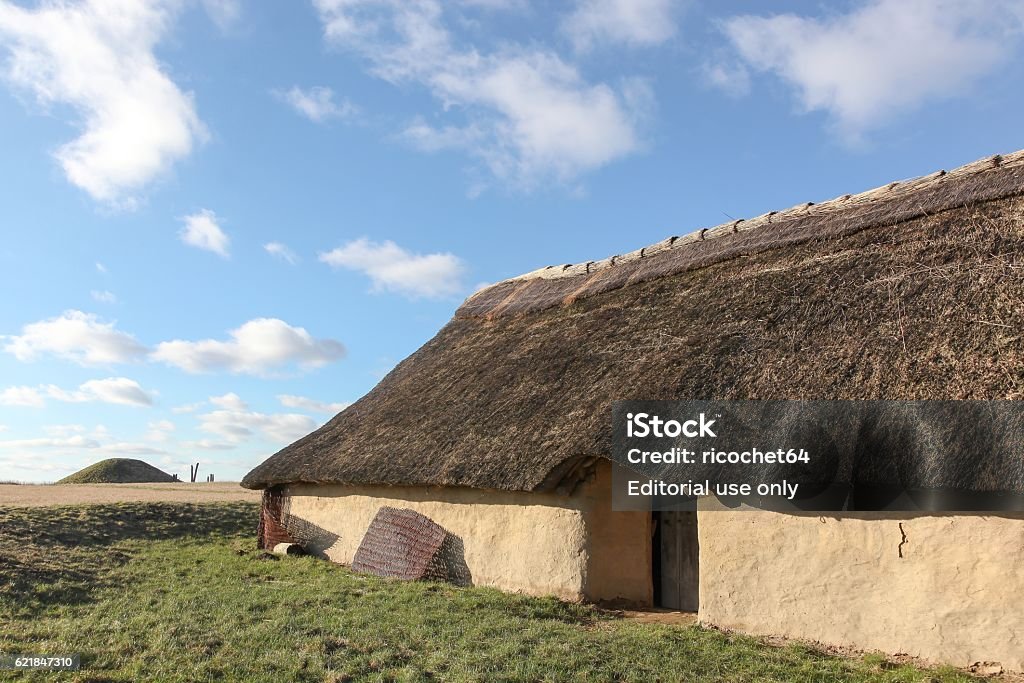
[0,502,983,683]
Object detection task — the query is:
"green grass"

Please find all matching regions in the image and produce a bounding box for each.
[0,503,978,683]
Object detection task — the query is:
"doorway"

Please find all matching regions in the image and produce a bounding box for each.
[652,510,699,611]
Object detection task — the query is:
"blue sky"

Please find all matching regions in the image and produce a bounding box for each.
[1,0,1023,483]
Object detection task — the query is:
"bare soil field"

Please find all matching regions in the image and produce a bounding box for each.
[0,481,260,507]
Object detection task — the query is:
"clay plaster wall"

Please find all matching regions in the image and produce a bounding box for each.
[285,461,651,603]
[698,503,1024,670]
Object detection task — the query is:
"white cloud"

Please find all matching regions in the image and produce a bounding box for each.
[0,425,7,432]
[8,313,344,377]
[179,209,230,258]
[201,0,241,30]
[2,310,146,366]
[320,238,466,299]
[0,386,44,407]
[183,438,238,451]
[44,424,90,437]
[151,318,345,375]
[186,392,326,447]
[402,120,482,153]
[0,434,101,450]
[91,289,117,304]
[720,0,1024,137]
[172,401,204,414]
[210,392,248,410]
[458,0,526,9]
[562,0,679,52]
[2,378,154,408]
[278,394,349,415]
[278,85,357,123]
[313,0,647,190]
[100,442,165,455]
[44,424,110,440]
[0,0,205,204]
[45,377,154,407]
[196,406,317,445]
[264,241,299,264]
[0,425,165,456]
[95,262,107,274]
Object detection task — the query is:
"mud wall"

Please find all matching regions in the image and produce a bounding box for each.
[285,461,651,603]
[699,502,1024,670]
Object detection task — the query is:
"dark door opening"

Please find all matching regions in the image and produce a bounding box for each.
[652,510,699,611]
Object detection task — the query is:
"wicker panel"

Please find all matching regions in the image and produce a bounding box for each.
[352,507,448,581]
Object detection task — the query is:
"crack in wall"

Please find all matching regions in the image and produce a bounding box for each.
[898,522,909,558]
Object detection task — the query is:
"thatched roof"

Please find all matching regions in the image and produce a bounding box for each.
[243,150,1024,493]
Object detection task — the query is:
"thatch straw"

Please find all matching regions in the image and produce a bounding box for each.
[243,150,1024,493]
[461,152,1024,318]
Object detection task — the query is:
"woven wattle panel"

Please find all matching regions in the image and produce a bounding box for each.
[351,507,448,580]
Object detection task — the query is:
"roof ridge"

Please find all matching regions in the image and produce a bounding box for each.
[484,150,1023,288]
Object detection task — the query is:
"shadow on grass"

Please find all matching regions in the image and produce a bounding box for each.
[0,502,257,615]
[0,501,257,547]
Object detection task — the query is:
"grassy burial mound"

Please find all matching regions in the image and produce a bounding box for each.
[57,458,177,484]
